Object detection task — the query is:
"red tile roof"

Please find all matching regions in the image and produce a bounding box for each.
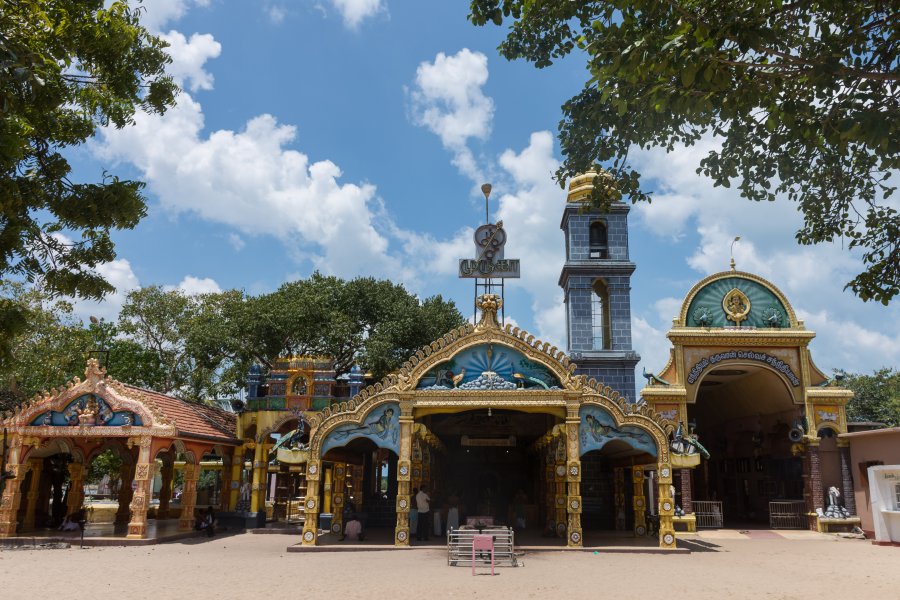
[122,385,239,445]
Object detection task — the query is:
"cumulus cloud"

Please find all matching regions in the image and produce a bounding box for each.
[158,31,221,92]
[70,259,141,323]
[409,49,494,182]
[166,275,223,295]
[131,0,210,32]
[266,4,287,24]
[330,0,385,29]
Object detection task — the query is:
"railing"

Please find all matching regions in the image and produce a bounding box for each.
[693,501,724,528]
[769,500,806,529]
[447,527,516,567]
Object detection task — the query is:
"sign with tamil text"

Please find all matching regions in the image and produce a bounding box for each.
[687,350,800,386]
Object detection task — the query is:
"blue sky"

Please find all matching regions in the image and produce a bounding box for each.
[70,0,899,377]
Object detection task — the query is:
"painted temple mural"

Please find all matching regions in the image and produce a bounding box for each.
[579,405,657,457]
[685,276,791,328]
[320,402,401,456]
[416,343,562,391]
[29,394,142,427]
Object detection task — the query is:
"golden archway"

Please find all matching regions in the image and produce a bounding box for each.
[302,294,676,549]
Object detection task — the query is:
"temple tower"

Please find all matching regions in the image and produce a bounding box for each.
[559,170,640,400]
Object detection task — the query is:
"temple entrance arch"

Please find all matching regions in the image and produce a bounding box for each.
[302,294,677,549]
[641,268,855,532]
[689,362,803,526]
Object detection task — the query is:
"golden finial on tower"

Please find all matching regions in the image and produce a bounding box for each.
[481,183,492,223]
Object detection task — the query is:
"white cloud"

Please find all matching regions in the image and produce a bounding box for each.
[330,0,385,29]
[632,317,670,377]
[70,259,141,323]
[93,93,415,283]
[166,275,222,295]
[266,4,287,24]
[228,233,246,251]
[159,31,221,92]
[409,49,494,182]
[131,0,210,32]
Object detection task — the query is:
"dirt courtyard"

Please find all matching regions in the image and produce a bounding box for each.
[1,531,895,600]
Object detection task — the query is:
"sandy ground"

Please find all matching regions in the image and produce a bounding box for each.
[1,531,895,600]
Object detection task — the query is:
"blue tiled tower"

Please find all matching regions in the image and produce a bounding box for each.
[559,170,640,401]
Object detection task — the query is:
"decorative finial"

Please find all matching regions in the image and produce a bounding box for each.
[730,236,741,271]
[481,183,492,223]
[475,294,502,330]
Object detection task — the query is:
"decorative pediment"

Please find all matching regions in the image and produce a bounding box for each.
[1,359,175,436]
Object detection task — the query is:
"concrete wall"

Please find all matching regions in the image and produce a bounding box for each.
[842,428,900,536]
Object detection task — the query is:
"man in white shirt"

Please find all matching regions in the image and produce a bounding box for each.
[415,485,431,541]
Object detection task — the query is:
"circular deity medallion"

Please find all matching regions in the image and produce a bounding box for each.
[570,499,580,510]
[663,533,675,545]
[399,465,409,476]
[303,531,315,542]
[635,525,647,536]
[399,498,408,509]
[635,497,644,508]
[397,530,408,542]
[308,464,318,475]
[660,467,670,478]
[556,465,566,477]
[306,499,316,510]
[556,523,566,536]
[335,466,344,477]
[331,523,341,533]
[556,496,565,506]
[663,501,673,512]
[333,494,343,506]
[569,465,579,476]
[570,531,581,544]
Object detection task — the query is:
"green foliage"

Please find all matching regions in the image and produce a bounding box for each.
[0,281,90,411]
[844,368,900,427]
[470,0,900,303]
[86,448,124,486]
[0,0,178,348]
[230,273,467,381]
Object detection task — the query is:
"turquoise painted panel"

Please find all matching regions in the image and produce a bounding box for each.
[416,343,561,390]
[321,402,400,456]
[686,276,789,328]
[29,394,142,427]
[579,405,657,457]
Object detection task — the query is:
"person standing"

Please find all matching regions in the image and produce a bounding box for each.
[415,485,431,542]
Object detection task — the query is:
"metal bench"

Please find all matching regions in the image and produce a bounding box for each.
[447,527,516,567]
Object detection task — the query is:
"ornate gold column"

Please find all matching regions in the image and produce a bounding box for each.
[249,442,264,514]
[0,436,27,537]
[329,463,347,536]
[544,445,555,532]
[301,459,321,545]
[657,463,677,548]
[613,467,626,531]
[178,462,201,530]
[115,460,137,527]
[157,452,175,518]
[565,403,583,547]
[22,459,44,531]
[66,462,85,517]
[322,465,333,515]
[553,436,567,537]
[219,454,233,511]
[394,407,413,546]
[632,466,647,536]
[127,436,154,538]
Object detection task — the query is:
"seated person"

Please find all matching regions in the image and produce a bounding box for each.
[342,515,364,541]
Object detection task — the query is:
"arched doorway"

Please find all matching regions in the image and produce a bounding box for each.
[689,364,803,526]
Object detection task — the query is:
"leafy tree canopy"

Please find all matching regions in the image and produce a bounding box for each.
[844,367,900,427]
[470,0,899,303]
[0,1,178,351]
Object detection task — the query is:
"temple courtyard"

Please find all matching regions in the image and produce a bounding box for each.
[1,531,894,599]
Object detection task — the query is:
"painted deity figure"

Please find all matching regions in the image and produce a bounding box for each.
[333,408,398,444]
[584,413,646,442]
[77,398,98,426]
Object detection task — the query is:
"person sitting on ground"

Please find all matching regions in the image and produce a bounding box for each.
[194,507,215,536]
[343,514,364,542]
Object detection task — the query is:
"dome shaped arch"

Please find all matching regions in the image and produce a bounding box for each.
[679,270,799,329]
